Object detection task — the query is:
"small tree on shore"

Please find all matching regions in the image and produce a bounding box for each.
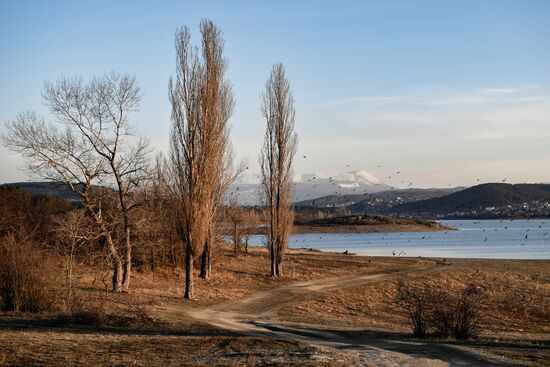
[226,198,245,254]
[260,63,297,277]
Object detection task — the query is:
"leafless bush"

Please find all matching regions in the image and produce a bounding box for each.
[453,284,485,340]
[0,235,58,313]
[394,278,433,338]
[395,279,485,340]
[430,293,456,338]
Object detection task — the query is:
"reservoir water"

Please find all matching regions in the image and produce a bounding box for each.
[245,219,550,259]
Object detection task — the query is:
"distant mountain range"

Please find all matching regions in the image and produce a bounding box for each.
[4,180,550,219]
[296,183,550,219]
[296,187,462,211]
[1,182,83,203]
[228,170,391,205]
[391,183,550,218]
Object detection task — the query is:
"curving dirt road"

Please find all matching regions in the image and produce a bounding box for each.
[188,263,520,366]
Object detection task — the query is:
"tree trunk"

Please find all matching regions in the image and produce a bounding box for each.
[199,240,211,280]
[184,245,194,299]
[103,234,123,292]
[270,242,276,277]
[245,238,248,254]
[233,223,239,255]
[121,224,132,291]
[275,257,282,277]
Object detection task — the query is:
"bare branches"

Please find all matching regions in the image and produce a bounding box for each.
[3,111,103,193]
[260,63,298,277]
[169,20,236,299]
[2,72,149,292]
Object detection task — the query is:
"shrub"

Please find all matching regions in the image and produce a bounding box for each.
[394,278,434,338]
[431,293,456,338]
[0,235,58,313]
[453,284,485,340]
[395,278,486,340]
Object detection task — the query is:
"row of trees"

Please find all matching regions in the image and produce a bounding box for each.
[1,19,297,300]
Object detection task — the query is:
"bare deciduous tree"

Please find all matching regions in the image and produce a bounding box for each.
[53,209,95,304]
[169,20,237,299]
[242,208,260,254]
[2,73,149,292]
[260,63,298,277]
[226,198,245,254]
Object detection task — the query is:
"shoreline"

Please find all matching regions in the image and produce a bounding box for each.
[287,246,550,261]
[292,222,453,234]
[238,220,455,236]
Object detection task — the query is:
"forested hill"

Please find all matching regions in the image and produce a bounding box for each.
[390,183,550,218]
[0,182,83,204]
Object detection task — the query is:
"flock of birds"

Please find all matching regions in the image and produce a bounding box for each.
[292,219,548,257]
[231,153,546,257]
[293,156,511,203]
[229,154,510,204]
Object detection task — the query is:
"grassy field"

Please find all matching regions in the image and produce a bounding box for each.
[1,244,548,366]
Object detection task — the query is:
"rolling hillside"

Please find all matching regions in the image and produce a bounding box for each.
[390,183,550,218]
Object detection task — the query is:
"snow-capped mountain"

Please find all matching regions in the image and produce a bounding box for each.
[227,170,390,205]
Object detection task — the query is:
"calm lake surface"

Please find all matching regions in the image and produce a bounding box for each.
[246,219,550,259]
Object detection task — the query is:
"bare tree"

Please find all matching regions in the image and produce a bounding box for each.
[242,208,260,254]
[53,209,95,304]
[226,197,245,254]
[169,20,236,299]
[2,73,149,292]
[260,63,298,277]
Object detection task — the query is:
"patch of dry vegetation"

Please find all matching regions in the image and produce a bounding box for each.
[277,259,550,341]
[0,330,350,367]
[115,244,415,310]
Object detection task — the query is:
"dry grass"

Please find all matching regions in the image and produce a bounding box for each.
[1,243,548,366]
[127,244,415,309]
[276,258,550,341]
[0,329,351,366]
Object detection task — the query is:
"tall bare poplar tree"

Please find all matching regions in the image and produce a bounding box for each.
[2,73,149,292]
[260,63,298,277]
[169,20,236,299]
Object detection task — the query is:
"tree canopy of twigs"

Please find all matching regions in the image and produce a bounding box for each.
[260,63,298,277]
[2,72,150,292]
[169,19,239,299]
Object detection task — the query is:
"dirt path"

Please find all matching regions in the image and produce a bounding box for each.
[188,263,519,366]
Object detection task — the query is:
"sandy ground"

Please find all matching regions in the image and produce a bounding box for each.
[1,244,549,366]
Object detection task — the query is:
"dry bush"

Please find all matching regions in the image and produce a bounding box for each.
[453,284,485,340]
[394,278,433,338]
[0,235,58,313]
[395,278,485,340]
[430,292,456,338]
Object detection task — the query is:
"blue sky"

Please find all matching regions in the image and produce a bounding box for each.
[1,0,549,187]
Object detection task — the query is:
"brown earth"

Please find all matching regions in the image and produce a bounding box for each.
[1,244,548,366]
